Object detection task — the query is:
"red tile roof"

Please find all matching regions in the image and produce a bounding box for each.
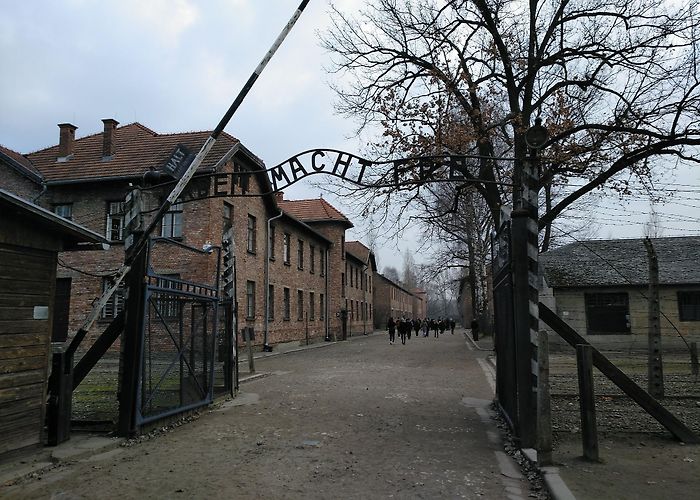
[25,123,241,183]
[0,144,43,181]
[278,198,353,227]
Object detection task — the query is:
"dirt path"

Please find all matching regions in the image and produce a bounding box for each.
[2,332,540,499]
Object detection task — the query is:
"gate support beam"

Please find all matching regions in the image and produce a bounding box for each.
[73,310,125,389]
[539,302,699,444]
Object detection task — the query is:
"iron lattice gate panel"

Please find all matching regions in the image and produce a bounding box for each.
[492,220,518,431]
[137,238,221,426]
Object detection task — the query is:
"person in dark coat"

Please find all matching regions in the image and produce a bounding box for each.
[449,318,456,335]
[438,318,446,336]
[399,317,407,345]
[387,317,396,344]
[413,319,420,338]
[432,318,439,338]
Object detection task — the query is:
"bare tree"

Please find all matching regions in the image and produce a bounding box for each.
[401,250,419,290]
[322,0,700,244]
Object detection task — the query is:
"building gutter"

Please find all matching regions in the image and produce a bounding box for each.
[264,209,284,350]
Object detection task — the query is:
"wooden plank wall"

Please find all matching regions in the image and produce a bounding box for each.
[0,244,55,455]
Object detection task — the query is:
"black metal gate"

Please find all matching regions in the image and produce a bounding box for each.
[491,219,518,431]
[135,238,223,427]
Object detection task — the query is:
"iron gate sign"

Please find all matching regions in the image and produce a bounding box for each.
[163,144,196,180]
[165,150,486,202]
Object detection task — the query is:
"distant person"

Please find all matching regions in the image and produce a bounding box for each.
[432,318,439,338]
[387,317,396,344]
[422,318,429,337]
[449,318,456,335]
[471,319,479,341]
[413,319,421,338]
[438,318,446,336]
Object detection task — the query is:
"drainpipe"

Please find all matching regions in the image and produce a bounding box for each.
[32,181,48,204]
[362,255,370,335]
[264,209,284,351]
[324,247,330,341]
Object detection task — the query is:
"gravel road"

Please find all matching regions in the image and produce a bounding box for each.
[2,332,541,499]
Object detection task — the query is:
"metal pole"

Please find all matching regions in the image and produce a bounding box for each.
[63,0,313,362]
[129,0,312,263]
[117,246,148,437]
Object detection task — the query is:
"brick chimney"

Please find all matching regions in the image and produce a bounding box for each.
[58,123,78,159]
[102,118,119,158]
[275,191,284,203]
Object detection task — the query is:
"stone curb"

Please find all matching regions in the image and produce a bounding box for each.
[467,331,576,499]
[462,330,493,351]
[522,447,577,500]
[0,435,125,487]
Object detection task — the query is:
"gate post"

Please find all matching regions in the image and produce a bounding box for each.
[510,119,548,448]
[511,210,537,447]
[117,244,148,437]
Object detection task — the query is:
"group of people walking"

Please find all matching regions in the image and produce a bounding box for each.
[386,316,456,345]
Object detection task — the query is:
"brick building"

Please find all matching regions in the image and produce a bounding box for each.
[373,273,417,329]
[0,145,44,201]
[344,241,377,336]
[412,288,427,319]
[0,120,380,349]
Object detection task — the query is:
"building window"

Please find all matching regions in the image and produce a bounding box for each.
[310,245,315,274]
[678,291,700,321]
[53,203,73,220]
[369,304,372,319]
[101,278,125,319]
[585,293,630,335]
[269,225,276,260]
[106,201,125,241]
[223,202,233,231]
[310,291,315,320]
[320,293,325,320]
[246,280,256,319]
[283,233,291,265]
[283,287,290,320]
[268,284,274,320]
[297,289,304,320]
[341,273,345,297]
[297,239,304,270]
[161,201,183,238]
[350,266,354,287]
[247,215,257,253]
[341,235,345,260]
[320,250,325,277]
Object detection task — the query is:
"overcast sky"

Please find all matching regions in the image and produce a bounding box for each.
[1,0,699,272]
